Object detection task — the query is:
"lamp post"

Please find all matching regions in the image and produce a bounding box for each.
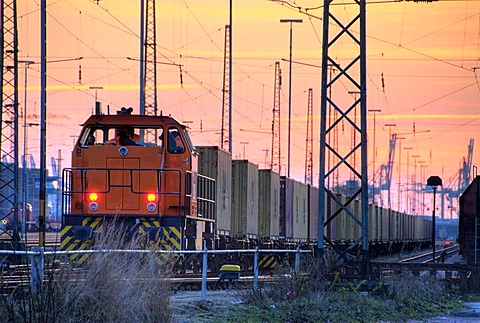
[240,141,249,159]
[89,86,103,114]
[262,149,269,169]
[411,154,420,215]
[427,175,442,263]
[280,18,302,178]
[368,109,381,204]
[19,60,36,238]
[404,147,413,213]
[22,122,39,235]
[417,161,426,215]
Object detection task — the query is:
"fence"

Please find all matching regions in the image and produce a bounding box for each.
[0,247,312,301]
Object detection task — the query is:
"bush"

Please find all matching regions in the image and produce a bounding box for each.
[222,262,463,323]
[1,225,173,322]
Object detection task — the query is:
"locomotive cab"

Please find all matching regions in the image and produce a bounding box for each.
[61,110,214,260]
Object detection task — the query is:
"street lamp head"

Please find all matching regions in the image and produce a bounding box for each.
[427,175,442,187]
[280,19,303,23]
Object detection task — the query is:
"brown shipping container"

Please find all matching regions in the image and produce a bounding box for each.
[386,207,393,241]
[352,199,362,240]
[334,193,347,241]
[280,176,294,238]
[232,160,259,237]
[343,197,356,241]
[324,191,333,240]
[308,185,319,242]
[258,170,281,238]
[197,146,232,235]
[326,192,342,241]
[381,207,391,241]
[293,180,309,241]
[368,204,377,241]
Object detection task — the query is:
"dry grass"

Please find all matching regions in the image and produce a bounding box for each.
[219,261,463,323]
[1,224,173,322]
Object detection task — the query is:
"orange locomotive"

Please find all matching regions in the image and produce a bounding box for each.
[60,108,215,261]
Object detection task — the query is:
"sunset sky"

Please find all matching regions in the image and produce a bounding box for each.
[14,0,480,215]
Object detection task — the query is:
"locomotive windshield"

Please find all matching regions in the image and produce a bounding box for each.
[79,125,165,147]
[182,128,196,153]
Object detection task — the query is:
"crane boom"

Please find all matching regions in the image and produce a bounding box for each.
[379,133,396,191]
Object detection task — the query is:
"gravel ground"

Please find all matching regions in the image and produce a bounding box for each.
[170,290,480,323]
[170,290,244,323]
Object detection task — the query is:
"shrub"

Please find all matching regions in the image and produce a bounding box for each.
[1,224,173,322]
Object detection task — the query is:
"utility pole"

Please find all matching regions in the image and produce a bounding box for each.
[39,0,47,247]
[369,109,381,204]
[411,154,420,215]
[240,142,249,159]
[280,18,302,178]
[19,60,35,239]
[228,0,233,154]
[396,137,405,211]
[262,149,269,169]
[348,91,361,182]
[305,88,314,185]
[404,147,413,214]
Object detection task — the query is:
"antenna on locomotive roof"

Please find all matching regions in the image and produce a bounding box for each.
[118,107,134,115]
[95,101,102,115]
[160,110,163,117]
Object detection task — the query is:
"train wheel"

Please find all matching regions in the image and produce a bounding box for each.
[174,255,186,274]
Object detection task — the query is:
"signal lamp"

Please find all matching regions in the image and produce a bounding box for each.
[147,203,157,212]
[147,193,156,202]
[89,192,98,201]
[1,219,7,225]
[89,202,99,212]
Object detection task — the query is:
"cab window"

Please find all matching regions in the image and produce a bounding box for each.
[167,128,185,154]
[80,128,102,147]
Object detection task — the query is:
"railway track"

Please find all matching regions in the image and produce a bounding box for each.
[399,244,459,264]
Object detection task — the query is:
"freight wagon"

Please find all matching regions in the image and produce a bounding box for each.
[196,146,432,258]
[458,175,480,264]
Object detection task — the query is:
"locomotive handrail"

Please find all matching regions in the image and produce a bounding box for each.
[196,173,216,221]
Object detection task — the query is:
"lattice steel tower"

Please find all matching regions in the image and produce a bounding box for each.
[304,88,313,185]
[140,0,157,118]
[318,0,369,276]
[270,62,282,173]
[1,0,20,245]
[221,25,231,152]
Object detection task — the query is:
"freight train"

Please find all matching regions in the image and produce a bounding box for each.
[458,175,480,265]
[61,109,432,268]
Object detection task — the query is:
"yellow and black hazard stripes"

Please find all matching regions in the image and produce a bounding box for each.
[138,219,182,265]
[138,218,182,251]
[60,217,103,264]
[60,216,184,265]
[259,255,278,269]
